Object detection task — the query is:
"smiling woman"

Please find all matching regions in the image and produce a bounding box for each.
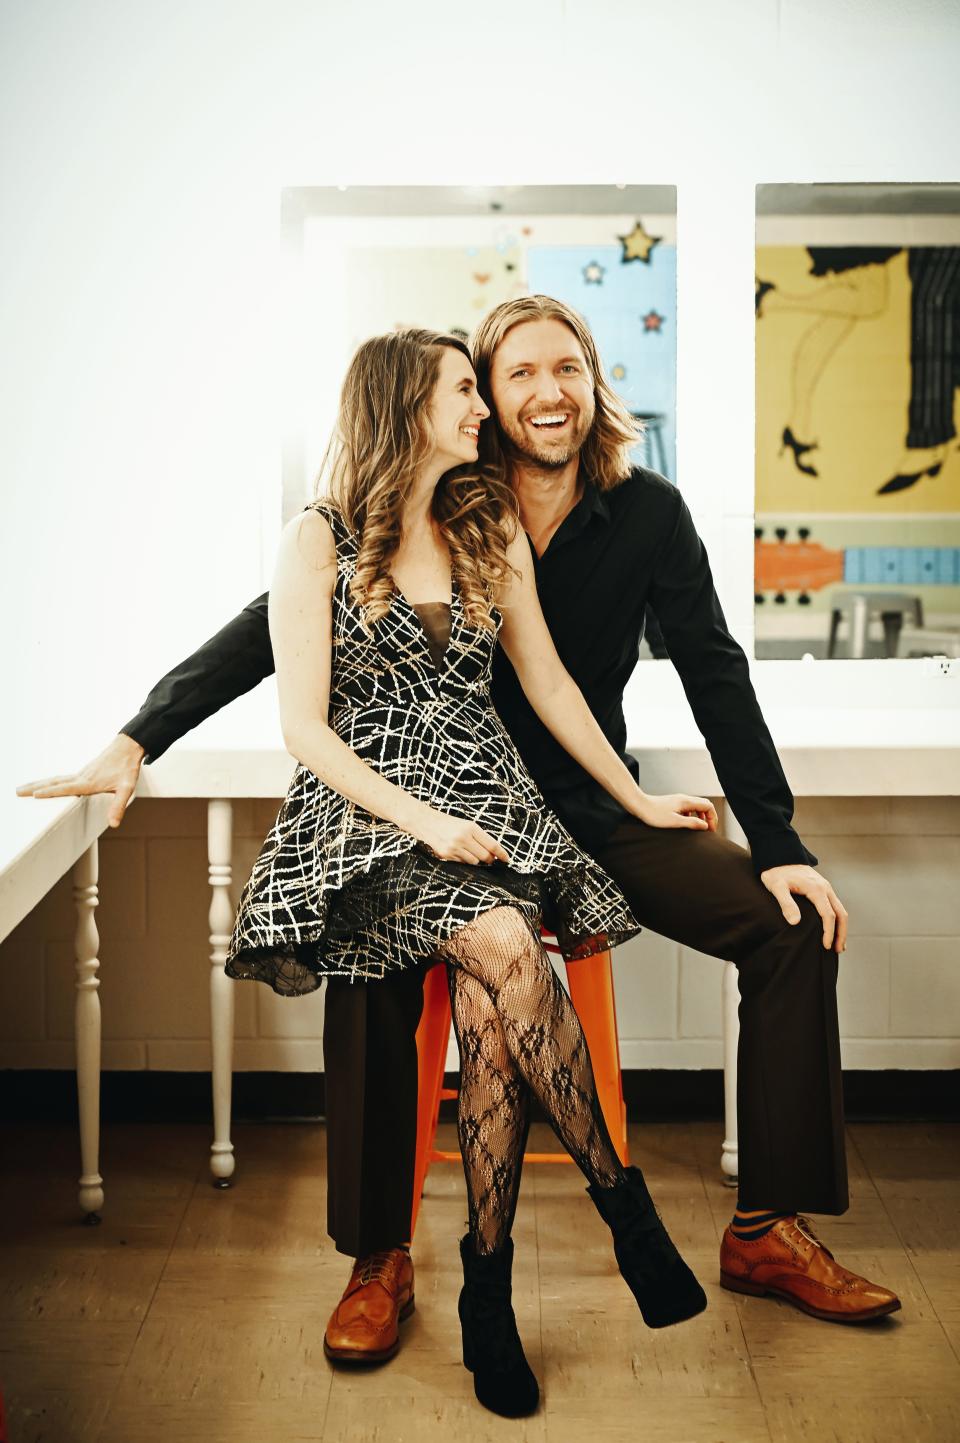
[427,345,490,469]
[317,329,515,634]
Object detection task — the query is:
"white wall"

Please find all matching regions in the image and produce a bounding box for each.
[4,0,959,779]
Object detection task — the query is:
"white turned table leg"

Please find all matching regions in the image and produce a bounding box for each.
[720,804,743,1186]
[73,842,104,1222]
[208,799,236,1186]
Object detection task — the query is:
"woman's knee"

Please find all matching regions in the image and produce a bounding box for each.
[451,905,544,987]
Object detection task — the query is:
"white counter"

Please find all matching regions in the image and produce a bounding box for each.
[5,678,959,944]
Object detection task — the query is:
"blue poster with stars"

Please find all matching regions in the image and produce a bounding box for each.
[526,235,676,480]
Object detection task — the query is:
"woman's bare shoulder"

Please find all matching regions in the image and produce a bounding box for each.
[276,506,338,581]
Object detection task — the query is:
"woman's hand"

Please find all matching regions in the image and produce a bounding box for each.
[16,734,146,829]
[631,792,719,832]
[408,805,511,865]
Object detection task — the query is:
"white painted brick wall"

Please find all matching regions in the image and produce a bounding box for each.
[1,797,958,1072]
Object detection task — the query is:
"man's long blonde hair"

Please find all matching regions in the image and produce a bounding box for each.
[318,329,519,633]
[472,295,644,491]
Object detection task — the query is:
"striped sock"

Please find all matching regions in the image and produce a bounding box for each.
[730,1208,792,1240]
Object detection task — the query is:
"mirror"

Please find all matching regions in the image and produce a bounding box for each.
[755,183,960,659]
[281,185,677,657]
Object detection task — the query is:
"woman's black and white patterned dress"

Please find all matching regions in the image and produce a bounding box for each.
[225,500,641,996]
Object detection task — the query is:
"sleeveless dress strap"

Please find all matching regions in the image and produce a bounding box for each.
[304,498,355,554]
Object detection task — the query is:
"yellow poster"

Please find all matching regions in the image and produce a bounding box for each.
[756,245,960,514]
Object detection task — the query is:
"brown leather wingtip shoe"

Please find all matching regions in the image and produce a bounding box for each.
[720,1215,901,1324]
[323,1248,415,1365]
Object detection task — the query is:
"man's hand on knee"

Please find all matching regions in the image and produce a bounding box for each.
[758,864,848,952]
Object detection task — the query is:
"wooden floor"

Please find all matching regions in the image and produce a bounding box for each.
[1,1119,958,1443]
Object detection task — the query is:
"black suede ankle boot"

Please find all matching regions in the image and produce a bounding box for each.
[588,1167,708,1328]
[458,1235,539,1417]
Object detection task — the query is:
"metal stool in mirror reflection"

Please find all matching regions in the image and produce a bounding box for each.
[896,624,960,658]
[827,590,924,659]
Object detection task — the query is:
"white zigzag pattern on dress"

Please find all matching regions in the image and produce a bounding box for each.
[225,500,641,994]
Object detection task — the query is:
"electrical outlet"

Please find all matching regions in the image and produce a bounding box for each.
[920,655,960,677]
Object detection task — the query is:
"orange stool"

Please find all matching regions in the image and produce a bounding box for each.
[410,936,629,1240]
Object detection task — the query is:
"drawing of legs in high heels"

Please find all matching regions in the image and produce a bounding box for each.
[878,246,960,494]
[757,248,897,477]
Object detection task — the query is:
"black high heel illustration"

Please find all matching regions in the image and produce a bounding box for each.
[755,279,775,317]
[780,425,819,477]
[877,460,943,494]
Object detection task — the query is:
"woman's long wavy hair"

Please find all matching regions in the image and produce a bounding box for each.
[471,294,644,492]
[317,329,519,633]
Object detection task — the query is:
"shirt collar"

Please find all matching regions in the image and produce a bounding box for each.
[535,478,611,560]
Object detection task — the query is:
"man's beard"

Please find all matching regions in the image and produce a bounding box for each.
[497,407,594,469]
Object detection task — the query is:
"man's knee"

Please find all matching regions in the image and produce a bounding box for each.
[736,895,840,1020]
[787,894,832,946]
[769,894,840,984]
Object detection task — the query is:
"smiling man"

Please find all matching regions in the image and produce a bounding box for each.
[19,294,900,1359]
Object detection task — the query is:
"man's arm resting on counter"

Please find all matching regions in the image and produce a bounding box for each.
[121,593,275,761]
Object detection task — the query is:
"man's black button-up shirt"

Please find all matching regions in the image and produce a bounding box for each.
[123,467,816,875]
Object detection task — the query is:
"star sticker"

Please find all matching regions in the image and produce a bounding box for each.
[641,310,666,332]
[583,260,606,285]
[618,220,661,264]
[611,363,627,381]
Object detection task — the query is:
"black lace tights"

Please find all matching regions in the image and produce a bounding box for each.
[440,905,625,1255]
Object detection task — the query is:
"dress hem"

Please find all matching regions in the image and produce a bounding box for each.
[225,908,641,997]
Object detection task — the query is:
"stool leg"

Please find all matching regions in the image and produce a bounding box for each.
[564,950,629,1165]
[850,595,869,658]
[410,963,452,1240]
[880,610,901,658]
